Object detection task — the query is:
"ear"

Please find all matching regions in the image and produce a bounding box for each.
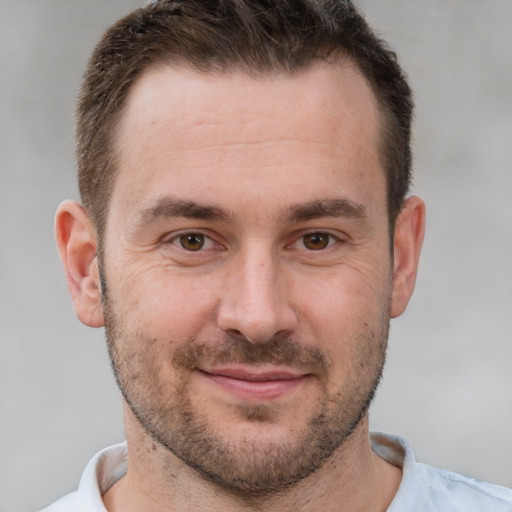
[390,195,426,318]
[55,200,104,327]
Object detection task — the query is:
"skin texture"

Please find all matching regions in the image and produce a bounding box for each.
[56,61,425,511]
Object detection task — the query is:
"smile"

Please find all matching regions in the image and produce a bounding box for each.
[198,366,311,400]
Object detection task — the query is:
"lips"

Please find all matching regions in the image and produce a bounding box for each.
[198,365,310,400]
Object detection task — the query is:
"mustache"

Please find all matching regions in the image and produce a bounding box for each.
[172,333,329,375]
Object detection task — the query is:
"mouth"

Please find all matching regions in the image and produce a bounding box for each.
[198,365,311,400]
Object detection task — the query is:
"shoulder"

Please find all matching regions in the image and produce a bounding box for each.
[39,492,79,512]
[415,463,512,511]
[38,442,128,512]
[370,432,512,512]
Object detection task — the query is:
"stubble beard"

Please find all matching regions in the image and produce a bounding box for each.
[103,294,389,498]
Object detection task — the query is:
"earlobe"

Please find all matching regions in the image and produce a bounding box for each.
[55,200,105,328]
[390,196,426,318]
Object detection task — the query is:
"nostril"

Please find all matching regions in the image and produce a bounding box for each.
[223,328,294,346]
[225,329,250,342]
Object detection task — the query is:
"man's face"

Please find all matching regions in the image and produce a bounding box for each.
[102,62,393,493]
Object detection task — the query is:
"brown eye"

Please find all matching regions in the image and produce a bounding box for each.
[302,233,331,250]
[179,233,205,251]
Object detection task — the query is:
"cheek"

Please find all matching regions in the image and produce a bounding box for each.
[293,263,391,346]
[113,266,221,342]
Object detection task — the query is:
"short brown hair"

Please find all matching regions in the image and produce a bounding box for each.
[76,0,413,239]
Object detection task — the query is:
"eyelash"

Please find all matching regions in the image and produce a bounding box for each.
[164,231,223,252]
[163,230,344,253]
[290,230,340,251]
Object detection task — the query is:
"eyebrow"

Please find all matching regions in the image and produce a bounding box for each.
[136,197,231,225]
[135,196,367,227]
[286,198,367,222]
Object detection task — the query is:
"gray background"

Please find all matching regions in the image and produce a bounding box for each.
[0,1,511,511]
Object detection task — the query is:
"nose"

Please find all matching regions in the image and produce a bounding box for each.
[216,245,298,344]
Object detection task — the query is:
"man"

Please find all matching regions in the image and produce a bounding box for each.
[44,0,511,510]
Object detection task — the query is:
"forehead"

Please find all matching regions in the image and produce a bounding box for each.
[117,60,380,149]
[111,62,385,221]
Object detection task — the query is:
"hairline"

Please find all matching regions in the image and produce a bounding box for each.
[92,56,398,252]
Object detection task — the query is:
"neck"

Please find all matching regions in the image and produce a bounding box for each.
[103,405,401,512]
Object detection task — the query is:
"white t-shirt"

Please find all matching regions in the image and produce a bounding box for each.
[40,432,512,511]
